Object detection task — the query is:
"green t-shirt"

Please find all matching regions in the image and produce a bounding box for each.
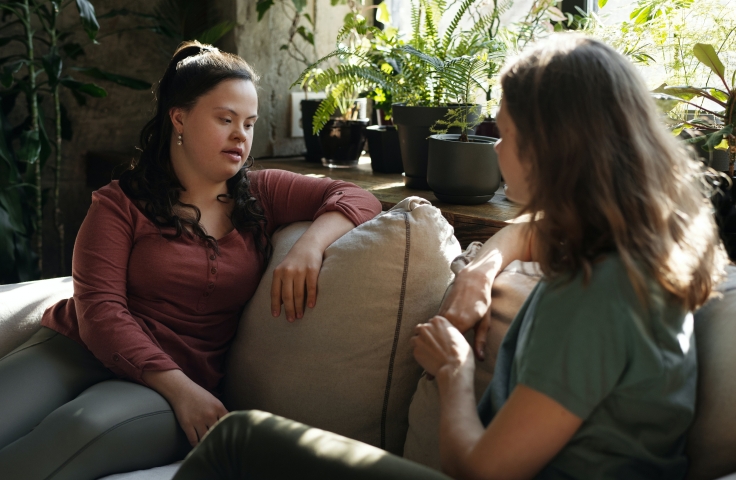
[477,255,696,479]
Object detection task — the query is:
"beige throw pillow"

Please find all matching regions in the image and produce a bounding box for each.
[402,248,541,469]
[686,264,736,480]
[223,197,461,455]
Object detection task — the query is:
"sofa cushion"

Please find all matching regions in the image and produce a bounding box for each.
[223,197,461,455]
[0,277,73,358]
[686,264,736,480]
[402,253,541,469]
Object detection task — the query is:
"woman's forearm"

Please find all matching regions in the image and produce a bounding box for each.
[294,211,355,254]
[463,221,534,279]
[437,366,487,479]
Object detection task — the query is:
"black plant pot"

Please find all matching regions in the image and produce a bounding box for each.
[427,134,501,205]
[392,103,480,189]
[366,125,403,174]
[301,99,325,163]
[475,117,500,138]
[318,118,369,168]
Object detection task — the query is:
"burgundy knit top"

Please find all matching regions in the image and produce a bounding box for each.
[41,168,382,393]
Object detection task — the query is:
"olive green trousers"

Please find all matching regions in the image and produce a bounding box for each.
[173,410,452,480]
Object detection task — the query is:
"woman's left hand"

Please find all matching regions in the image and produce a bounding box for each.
[410,316,474,379]
[271,244,323,322]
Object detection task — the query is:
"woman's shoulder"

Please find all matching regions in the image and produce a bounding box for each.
[92,180,132,204]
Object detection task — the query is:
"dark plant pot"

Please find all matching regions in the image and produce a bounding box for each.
[301,99,326,163]
[427,134,501,205]
[475,117,500,138]
[366,125,403,174]
[376,109,393,126]
[318,118,369,168]
[392,103,480,190]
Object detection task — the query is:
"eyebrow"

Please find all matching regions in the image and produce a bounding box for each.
[214,106,258,119]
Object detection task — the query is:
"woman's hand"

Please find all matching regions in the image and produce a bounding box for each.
[142,369,228,447]
[439,222,534,359]
[410,316,475,380]
[270,211,355,322]
[438,268,495,360]
[271,244,323,322]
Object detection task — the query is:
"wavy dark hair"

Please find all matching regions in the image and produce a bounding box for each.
[500,34,727,310]
[119,41,271,262]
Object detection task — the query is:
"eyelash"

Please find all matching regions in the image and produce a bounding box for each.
[221,118,254,129]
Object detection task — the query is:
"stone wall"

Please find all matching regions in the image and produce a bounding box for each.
[232,0,353,158]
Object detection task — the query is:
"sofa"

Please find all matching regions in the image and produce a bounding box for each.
[1,196,735,480]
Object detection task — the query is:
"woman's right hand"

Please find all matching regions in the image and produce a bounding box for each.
[437,267,495,360]
[142,369,228,447]
[438,222,534,359]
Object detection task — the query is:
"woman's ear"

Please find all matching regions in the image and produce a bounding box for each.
[169,107,186,134]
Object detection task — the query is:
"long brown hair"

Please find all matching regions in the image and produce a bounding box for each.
[119,41,270,261]
[500,34,727,310]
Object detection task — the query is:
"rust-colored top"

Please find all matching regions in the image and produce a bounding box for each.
[41,169,382,393]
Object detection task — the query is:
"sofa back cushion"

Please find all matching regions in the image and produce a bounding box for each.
[403,256,541,469]
[686,265,736,480]
[223,197,461,455]
[0,277,73,358]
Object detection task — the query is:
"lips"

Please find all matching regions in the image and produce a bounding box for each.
[222,147,243,162]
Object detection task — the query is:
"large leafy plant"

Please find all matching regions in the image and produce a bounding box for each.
[656,44,736,176]
[0,0,151,283]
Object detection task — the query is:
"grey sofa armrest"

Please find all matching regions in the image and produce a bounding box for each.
[0,276,73,358]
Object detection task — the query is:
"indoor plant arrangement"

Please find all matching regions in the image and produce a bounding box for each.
[291,3,401,170]
[0,0,151,283]
[425,53,501,204]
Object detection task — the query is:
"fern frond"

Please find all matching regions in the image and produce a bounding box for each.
[290,47,352,89]
[441,0,476,57]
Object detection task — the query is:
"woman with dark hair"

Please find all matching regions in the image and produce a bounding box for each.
[0,41,381,479]
[171,34,728,480]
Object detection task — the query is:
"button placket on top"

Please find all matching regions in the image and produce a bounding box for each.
[197,245,218,311]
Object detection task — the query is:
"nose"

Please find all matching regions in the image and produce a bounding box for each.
[232,124,247,143]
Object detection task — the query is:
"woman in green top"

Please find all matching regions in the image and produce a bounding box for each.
[172,34,728,480]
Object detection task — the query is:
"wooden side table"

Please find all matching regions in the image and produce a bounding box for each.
[256,157,522,248]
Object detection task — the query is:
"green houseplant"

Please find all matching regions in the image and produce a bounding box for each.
[0,0,151,283]
[655,43,735,177]
[425,53,501,204]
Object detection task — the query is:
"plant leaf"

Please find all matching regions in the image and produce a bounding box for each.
[18,129,40,165]
[60,77,108,97]
[195,21,235,45]
[1,60,24,88]
[72,67,151,90]
[75,0,100,42]
[377,2,391,24]
[61,42,85,60]
[0,187,26,235]
[256,0,275,21]
[291,0,307,12]
[598,0,608,7]
[703,124,733,151]
[42,48,62,87]
[693,43,726,80]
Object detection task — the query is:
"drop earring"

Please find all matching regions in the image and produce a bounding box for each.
[177,133,183,146]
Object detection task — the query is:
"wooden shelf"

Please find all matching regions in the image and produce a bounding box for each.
[256,157,523,247]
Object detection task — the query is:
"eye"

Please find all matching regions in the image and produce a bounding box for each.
[221,117,232,124]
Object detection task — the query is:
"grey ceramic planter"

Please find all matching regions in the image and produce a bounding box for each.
[427,134,501,205]
[392,104,480,190]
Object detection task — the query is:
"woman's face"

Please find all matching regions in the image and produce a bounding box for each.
[495,99,532,205]
[169,78,258,186]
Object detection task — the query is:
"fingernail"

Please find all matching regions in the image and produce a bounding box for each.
[297,313,302,319]
[287,317,294,322]
[272,311,278,317]
[308,302,314,308]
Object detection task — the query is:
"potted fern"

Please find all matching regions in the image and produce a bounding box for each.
[426,54,501,204]
[292,7,398,171]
